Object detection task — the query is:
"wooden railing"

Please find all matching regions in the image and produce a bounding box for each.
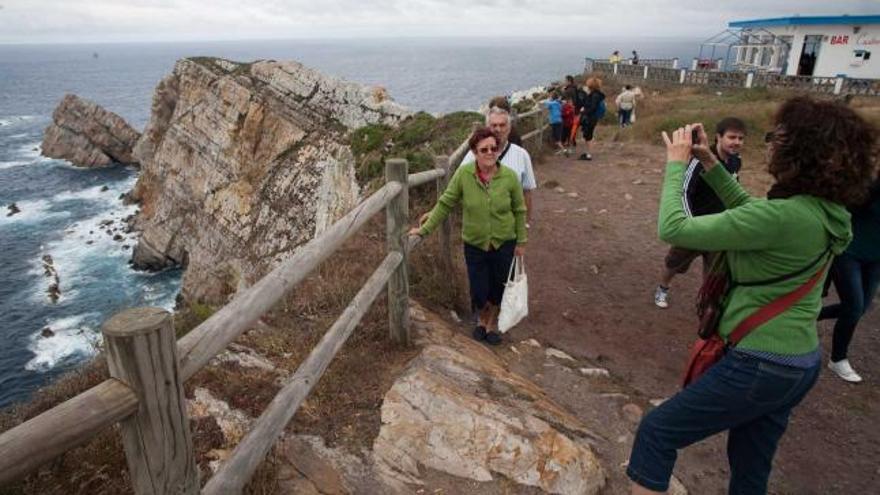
[586,58,875,97]
[0,110,549,494]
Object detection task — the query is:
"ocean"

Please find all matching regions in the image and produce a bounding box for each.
[0,37,699,409]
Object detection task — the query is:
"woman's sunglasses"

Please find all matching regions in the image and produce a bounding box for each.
[477,146,499,155]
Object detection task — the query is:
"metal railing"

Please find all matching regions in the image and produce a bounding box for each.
[586,57,873,97]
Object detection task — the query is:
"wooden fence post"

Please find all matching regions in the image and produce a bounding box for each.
[680,69,687,84]
[643,65,649,79]
[745,72,754,89]
[386,158,411,346]
[434,155,453,278]
[103,307,198,494]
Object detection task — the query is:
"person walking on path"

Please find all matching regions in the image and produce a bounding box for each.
[462,106,537,226]
[411,127,527,346]
[654,117,746,308]
[543,92,566,155]
[577,77,605,161]
[627,97,877,495]
[818,180,880,383]
[615,84,637,128]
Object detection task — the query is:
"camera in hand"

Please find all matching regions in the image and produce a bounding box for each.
[691,128,701,145]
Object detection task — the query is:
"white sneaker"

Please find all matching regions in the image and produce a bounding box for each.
[828,359,863,383]
[654,286,669,309]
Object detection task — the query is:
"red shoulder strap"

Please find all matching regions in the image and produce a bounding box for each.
[727,261,830,346]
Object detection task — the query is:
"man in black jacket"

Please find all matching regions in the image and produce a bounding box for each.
[654,117,746,308]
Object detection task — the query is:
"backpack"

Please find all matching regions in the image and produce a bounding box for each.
[594,99,606,119]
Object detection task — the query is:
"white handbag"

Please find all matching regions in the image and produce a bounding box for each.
[498,256,528,333]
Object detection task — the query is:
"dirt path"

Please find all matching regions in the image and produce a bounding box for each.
[513,139,880,494]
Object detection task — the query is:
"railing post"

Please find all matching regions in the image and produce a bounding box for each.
[103,307,198,495]
[680,69,687,84]
[613,63,619,75]
[386,158,411,346]
[643,65,649,79]
[834,76,845,95]
[672,57,679,69]
[691,58,698,70]
[434,155,454,279]
[745,72,754,89]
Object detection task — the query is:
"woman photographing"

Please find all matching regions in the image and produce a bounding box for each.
[410,127,527,345]
[627,97,877,494]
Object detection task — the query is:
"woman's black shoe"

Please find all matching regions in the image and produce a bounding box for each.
[472,326,487,341]
[485,331,502,345]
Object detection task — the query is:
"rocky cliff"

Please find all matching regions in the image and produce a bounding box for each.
[130,57,411,303]
[41,94,141,167]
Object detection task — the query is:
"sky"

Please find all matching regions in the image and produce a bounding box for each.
[0,0,877,44]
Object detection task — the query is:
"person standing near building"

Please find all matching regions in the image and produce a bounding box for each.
[631,50,640,65]
[615,85,636,128]
[654,117,746,308]
[610,50,622,64]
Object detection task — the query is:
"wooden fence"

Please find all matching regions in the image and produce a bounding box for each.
[586,58,880,97]
[0,109,548,494]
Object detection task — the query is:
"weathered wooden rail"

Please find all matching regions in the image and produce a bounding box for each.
[0,107,548,494]
[586,58,879,97]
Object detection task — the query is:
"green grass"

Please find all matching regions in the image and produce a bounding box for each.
[349,111,483,188]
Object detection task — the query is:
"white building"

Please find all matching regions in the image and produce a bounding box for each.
[728,15,880,79]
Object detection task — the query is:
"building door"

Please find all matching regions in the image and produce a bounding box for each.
[797,35,823,76]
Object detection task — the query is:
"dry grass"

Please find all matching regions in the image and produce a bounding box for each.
[0,181,463,494]
[589,76,880,195]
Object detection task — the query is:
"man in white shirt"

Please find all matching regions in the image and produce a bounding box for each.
[462,107,537,224]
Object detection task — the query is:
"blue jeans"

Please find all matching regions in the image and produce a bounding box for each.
[627,351,819,494]
[619,109,632,126]
[818,253,880,361]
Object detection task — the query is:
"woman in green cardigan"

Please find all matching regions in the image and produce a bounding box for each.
[410,127,527,345]
[628,97,877,494]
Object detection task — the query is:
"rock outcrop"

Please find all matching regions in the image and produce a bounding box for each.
[373,305,607,495]
[41,94,141,167]
[130,57,411,303]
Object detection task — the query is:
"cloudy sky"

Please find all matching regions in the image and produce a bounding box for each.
[0,0,877,43]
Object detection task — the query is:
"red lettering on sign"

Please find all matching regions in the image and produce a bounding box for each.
[831,35,850,45]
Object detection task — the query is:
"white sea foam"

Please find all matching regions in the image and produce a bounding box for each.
[0,198,70,226]
[0,116,36,128]
[27,203,140,303]
[25,313,102,372]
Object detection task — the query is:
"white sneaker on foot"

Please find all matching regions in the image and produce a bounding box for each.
[828,359,863,383]
[654,286,669,309]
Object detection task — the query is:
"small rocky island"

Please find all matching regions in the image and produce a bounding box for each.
[41,94,141,168]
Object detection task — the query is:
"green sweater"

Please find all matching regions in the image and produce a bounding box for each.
[660,161,852,355]
[420,162,527,250]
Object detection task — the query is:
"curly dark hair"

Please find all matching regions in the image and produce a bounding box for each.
[468,127,499,152]
[768,96,878,206]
